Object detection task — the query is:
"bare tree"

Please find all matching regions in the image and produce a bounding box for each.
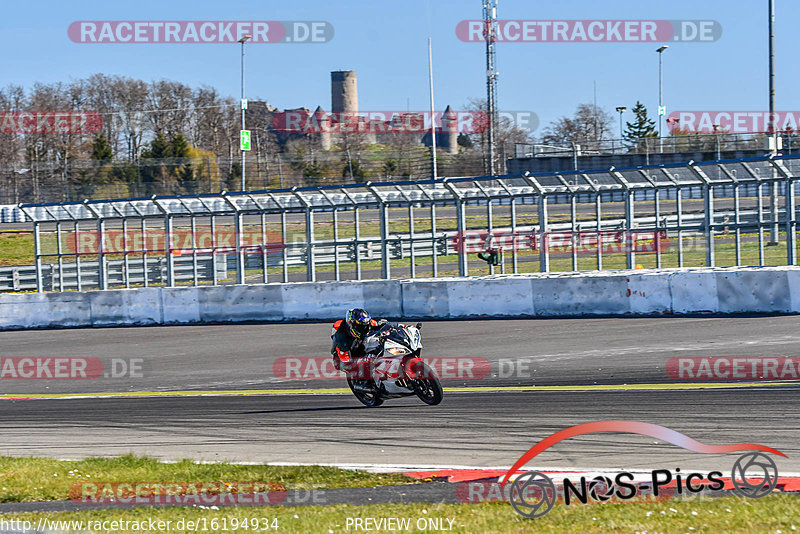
[145,80,194,137]
[541,103,615,148]
[111,77,149,160]
[465,98,534,174]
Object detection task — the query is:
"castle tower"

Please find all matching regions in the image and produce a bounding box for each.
[314,106,332,150]
[331,70,358,115]
[441,105,459,154]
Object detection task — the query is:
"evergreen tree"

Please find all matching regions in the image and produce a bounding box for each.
[140,133,184,193]
[90,133,113,161]
[141,133,171,159]
[623,102,657,145]
[169,134,191,158]
[382,159,398,178]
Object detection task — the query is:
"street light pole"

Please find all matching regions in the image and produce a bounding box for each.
[239,34,251,191]
[657,45,669,154]
[428,37,438,180]
[768,0,776,151]
[615,106,627,148]
[768,0,779,245]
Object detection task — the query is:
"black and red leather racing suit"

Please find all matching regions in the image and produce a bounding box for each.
[330,318,380,371]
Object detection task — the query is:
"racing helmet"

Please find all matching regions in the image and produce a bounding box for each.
[346,308,372,340]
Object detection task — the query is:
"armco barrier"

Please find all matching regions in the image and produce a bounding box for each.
[1,266,799,330]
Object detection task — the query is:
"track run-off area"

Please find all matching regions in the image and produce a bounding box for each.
[0,316,798,474]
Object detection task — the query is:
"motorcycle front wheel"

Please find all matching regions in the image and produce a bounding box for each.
[411,363,443,405]
[347,378,384,407]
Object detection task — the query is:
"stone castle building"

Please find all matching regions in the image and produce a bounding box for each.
[254,70,460,154]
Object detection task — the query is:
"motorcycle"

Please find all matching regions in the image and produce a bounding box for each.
[344,322,443,407]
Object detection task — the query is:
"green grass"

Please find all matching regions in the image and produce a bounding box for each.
[0,455,415,503]
[0,495,797,533]
[0,455,794,532]
[0,232,35,266]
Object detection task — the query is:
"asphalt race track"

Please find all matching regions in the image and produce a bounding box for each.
[0,316,798,473]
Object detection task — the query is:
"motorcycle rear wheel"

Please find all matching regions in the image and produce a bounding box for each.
[347,378,384,407]
[412,363,443,405]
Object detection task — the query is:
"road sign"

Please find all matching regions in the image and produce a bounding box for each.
[240,130,251,151]
[658,106,666,117]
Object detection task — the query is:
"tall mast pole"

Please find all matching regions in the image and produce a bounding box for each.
[484,0,498,175]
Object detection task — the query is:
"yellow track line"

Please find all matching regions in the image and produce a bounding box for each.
[0,381,796,400]
[444,381,798,392]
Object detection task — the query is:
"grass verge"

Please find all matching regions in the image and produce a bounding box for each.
[0,495,797,533]
[0,455,415,503]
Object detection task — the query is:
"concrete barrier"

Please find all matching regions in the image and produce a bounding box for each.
[1,266,799,330]
[446,277,535,317]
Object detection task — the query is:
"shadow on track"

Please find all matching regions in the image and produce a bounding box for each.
[240,404,414,415]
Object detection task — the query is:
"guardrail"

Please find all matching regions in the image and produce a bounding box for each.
[12,154,800,292]
[0,256,223,292]
[0,205,26,223]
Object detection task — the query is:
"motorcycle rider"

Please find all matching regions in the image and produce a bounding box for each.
[330,308,386,372]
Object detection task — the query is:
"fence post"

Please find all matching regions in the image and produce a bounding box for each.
[220,192,246,285]
[595,193,603,270]
[770,158,795,265]
[291,188,315,282]
[280,211,289,283]
[165,215,175,286]
[430,201,438,277]
[770,180,780,246]
[366,183,390,279]
[442,179,467,276]
[511,197,518,273]
[538,195,549,272]
[379,202,389,279]
[688,162,715,267]
[81,200,107,290]
[518,173,548,272]
[787,176,797,265]
[704,184,715,267]
[457,199,467,276]
[151,197,174,287]
[624,189,634,269]
[98,218,107,290]
[608,168,634,269]
[305,207,315,281]
[33,222,43,292]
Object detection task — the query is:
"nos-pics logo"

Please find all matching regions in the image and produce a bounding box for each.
[501,421,784,519]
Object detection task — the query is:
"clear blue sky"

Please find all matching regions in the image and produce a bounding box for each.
[1,0,795,137]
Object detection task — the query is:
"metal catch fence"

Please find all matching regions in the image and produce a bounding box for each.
[11,154,800,292]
